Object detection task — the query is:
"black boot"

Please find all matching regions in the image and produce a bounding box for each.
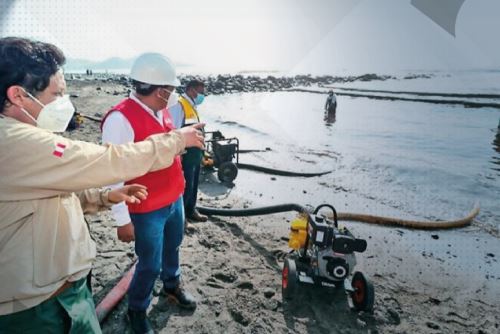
[162,284,197,310]
[127,309,154,334]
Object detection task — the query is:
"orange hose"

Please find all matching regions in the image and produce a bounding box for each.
[96,262,136,323]
[336,205,480,229]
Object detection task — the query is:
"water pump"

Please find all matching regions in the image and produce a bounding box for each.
[283,204,375,311]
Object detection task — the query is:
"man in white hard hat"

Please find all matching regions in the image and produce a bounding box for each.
[101,53,197,334]
[0,38,204,333]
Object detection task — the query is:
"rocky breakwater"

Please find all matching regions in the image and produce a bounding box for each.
[65,72,428,97]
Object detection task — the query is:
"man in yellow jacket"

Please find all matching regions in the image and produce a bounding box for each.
[0,37,204,333]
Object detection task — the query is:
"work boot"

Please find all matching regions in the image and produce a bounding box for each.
[162,284,197,310]
[127,309,153,334]
[187,209,208,222]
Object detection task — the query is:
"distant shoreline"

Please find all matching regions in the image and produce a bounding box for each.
[65,72,428,96]
[65,72,500,109]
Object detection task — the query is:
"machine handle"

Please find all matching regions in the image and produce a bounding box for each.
[313,204,338,227]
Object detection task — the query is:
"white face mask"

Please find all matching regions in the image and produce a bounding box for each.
[21,89,75,132]
[158,88,179,109]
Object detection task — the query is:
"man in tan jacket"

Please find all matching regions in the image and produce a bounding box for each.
[0,37,204,333]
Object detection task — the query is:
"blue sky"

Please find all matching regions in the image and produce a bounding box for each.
[0,0,499,74]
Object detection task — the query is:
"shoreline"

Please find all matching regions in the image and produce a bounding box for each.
[65,72,500,111]
[65,72,425,96]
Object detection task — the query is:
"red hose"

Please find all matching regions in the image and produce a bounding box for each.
[95,262,136,323]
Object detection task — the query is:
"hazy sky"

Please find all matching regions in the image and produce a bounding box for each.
[1,0,499,74]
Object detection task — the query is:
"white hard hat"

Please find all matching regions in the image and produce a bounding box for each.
[130,52,180,87]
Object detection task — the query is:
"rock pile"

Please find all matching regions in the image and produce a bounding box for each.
[65,72,432,96]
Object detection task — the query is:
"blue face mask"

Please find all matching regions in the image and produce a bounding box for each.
[194,93,205,105]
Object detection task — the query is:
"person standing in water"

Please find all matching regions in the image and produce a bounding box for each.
[325,90,337,115]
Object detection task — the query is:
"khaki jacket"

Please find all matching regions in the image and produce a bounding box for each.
[0,115,185,315]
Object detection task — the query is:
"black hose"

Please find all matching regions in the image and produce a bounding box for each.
[198,203,312,260]
[236,162,332,177]
[197,203,480,230]
[237,149,271,154]
[197,203,309,217]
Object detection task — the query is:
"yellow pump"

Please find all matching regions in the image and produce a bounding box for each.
[288,214,308,250]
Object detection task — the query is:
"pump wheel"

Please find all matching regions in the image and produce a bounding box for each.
[217,162,238,183]
[282,258,298,300]
[350,272,374,311]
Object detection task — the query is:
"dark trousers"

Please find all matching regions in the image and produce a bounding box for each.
[182,161,201,216]
[327,102,337,114]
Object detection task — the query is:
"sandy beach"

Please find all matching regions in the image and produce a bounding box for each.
[65,76,499,334]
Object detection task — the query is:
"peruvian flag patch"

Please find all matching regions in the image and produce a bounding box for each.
[53,143,66,157]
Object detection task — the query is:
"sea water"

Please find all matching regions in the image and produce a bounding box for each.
[200,75,500,231]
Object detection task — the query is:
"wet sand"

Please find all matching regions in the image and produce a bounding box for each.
[66,78,499,334]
